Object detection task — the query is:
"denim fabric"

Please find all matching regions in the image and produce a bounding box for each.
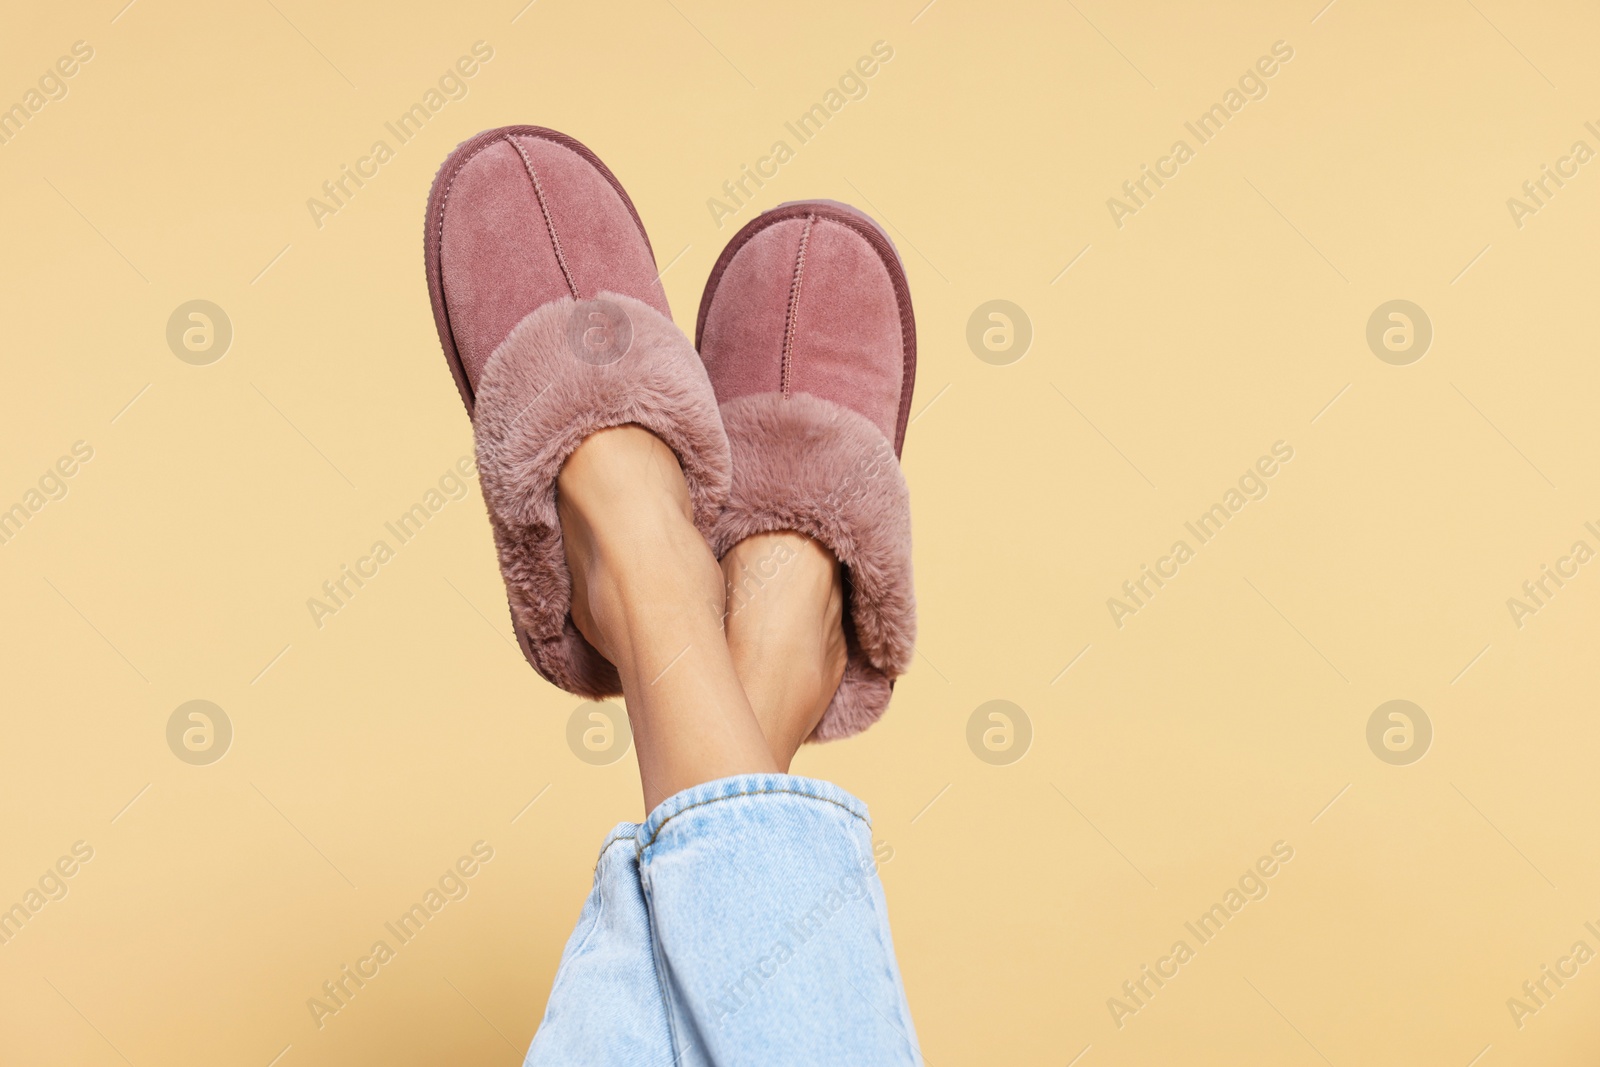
[524,823,675,1065]
[526,775,922,1067]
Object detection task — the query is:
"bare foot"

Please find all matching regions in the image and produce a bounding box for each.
[557,426,777,811]
[721,532,848,769]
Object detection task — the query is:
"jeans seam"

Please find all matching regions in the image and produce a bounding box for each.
[591,831,636,878]
[532,901,602,1044]
[641,787,869,853]
[637,868,692,1066]
[547,841,628,1005]
[846,831,923,1065]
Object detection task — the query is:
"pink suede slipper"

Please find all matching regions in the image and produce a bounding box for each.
[696,200,917,741]
[424,125,729,697]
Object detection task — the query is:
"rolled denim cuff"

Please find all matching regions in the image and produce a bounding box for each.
[527,821,671,1065]
[596,820,639,862]
[638,773,870,853]
[635,774,920,1067]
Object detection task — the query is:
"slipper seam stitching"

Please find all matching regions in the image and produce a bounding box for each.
[779,213,814,399]
[506,134,581,299]
[694,202,914,453]
[432,137,515,368]
[430,132,570,413]
[429,128,662,401]
[433,137,505,261]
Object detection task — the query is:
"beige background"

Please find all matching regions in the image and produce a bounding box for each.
[3,1,1598,1064]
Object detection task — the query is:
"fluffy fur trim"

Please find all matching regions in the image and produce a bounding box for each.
[473,293,731,697]
[713,392,915,741]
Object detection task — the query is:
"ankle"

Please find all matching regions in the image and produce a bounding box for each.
[557,426,717,664]
[722,532,847,766]
[589,541,725,665]
[557,426,694,539]
[547,428,785,813]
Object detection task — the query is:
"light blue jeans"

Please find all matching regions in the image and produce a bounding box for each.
[525,774,924,1066]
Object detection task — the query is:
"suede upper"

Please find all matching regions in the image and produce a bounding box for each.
[434,131,669,397]
[698,215,907,449]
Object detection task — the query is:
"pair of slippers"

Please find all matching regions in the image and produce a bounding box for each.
[423,126,916,741]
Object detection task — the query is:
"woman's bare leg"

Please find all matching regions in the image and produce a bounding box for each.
[557,425,777,812]
[552,442,915,1064]
[720,532,849,770]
